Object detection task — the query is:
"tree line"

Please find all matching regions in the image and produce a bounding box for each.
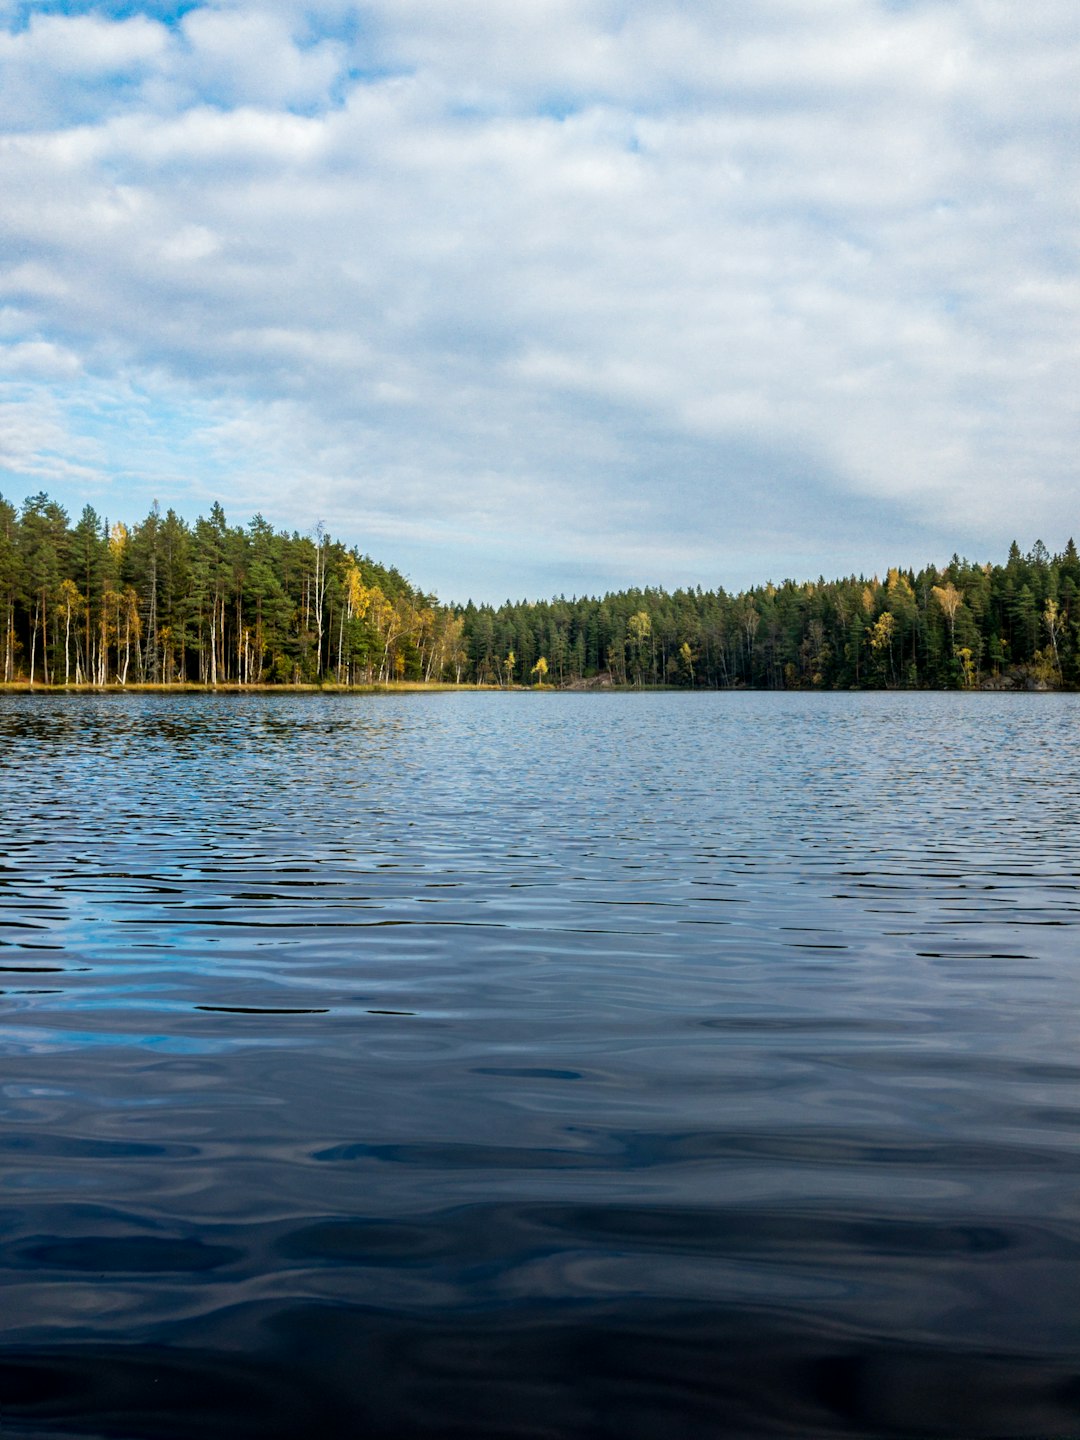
[0,494,465,687]
[464,542,1080,691]
[1,491,1077,689]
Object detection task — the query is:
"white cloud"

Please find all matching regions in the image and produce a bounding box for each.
[0,0,1077,596]
[0,12,166,76]
[0,386,102,487]
[0,340,83,379]
[178,7,345,108]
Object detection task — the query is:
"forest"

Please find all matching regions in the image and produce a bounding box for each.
[1,490,1077,690]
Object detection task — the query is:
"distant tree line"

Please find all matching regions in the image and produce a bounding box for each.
[1,491,1077,689]
[465,541,1080,691]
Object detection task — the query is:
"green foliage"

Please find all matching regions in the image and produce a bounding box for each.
[454,544,1080,691]
[0,489,1075,692]
[0,493,433,686]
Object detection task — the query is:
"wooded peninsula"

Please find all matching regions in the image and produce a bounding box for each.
[1,492,1076,691]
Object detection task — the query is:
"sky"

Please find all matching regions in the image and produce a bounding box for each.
[0,0,1077,603]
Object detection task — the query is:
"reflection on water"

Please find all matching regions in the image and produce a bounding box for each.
[2,692,1080,1438]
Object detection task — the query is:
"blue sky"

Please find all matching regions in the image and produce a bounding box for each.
[0,0,1077,602]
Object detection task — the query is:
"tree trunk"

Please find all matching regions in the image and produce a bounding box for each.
[41,593,49,685]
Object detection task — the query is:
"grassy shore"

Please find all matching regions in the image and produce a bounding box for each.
[0,680,506,694]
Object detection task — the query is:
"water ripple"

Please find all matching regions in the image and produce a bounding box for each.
[2,692,1080,1438]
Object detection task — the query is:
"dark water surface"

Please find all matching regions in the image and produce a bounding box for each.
[2,692,1080,1439]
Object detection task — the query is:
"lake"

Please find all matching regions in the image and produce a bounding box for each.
[2,691,1079,1439]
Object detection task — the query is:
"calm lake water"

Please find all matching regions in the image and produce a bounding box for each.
[2,691,1080,1439]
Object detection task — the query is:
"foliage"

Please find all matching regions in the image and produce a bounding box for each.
[0,494,435,686]
[0,489,1076,691]
[457,543,1080,691]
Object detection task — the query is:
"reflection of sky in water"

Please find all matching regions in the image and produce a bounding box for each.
[1,692,1080,1438]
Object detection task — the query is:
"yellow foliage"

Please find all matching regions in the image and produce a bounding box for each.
[956,646,977,687]
[869,612,895,651]
[343,562,369,618]
[887,568,914,601]
[627,611,651,645]
[121,586,141,634]
[366,586,392,634]
[931,582,962,621]
[59,577,83,616]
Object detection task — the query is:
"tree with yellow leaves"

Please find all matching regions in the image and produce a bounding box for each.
[336,560,371,681]
[627,610,651,686]
[868,610,896,684]
[1043,598,1063,682]
[108,521,128,564]
[118,587,141,685]
[931,581,963,648]
[58,578,83,686]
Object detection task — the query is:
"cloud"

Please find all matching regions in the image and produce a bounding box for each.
[0,12,168,128]
[0,339,82,378]
[0,0,1077,599]
[176,7,346,109]
[0,11,166,75]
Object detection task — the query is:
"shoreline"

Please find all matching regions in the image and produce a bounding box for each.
[0,681,501,695]
[0,679,1072,696]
